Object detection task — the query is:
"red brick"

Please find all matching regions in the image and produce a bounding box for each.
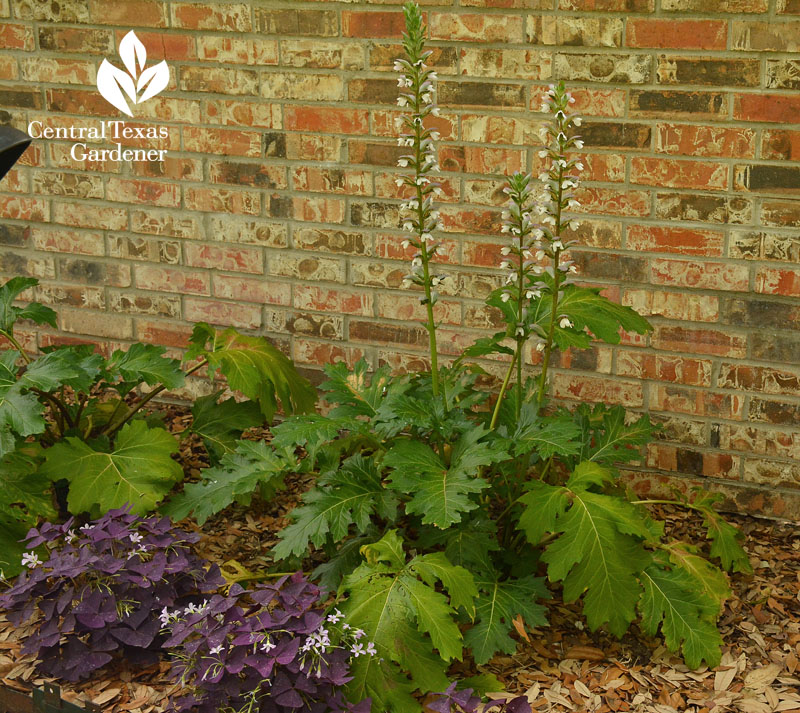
[734,94,800,124]
[626,19,726,49]
[653,325,747,358]
[112,30,195,60]
[183,127,261,157]
[652,385,744,420]
[284,106,369,135]
[719,363,800,397]
[617,351,712,387]
[626,225,724,256]
[342,11,408,38]
[292,197,346,224]
[214,275,291,305]
[573,188,651,217]
[135,266,210,295]
[631,157,727,190]
[31,227,104,257]
[0,196,47,222]
[377,293,461,326]
[88,0,168,27]
[553,374,644,408]
[294,285,372,316]
[756,267,800,297]
[106,178,180,207]
[184,298,261,330]
[0,22,34,49]
[431,13,524,42]
[197,37,276,64]
[184,187,261,216]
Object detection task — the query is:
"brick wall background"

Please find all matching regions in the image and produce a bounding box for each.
[0,0,799,516]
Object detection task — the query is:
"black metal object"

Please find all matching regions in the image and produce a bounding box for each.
[0,125,32,182]
[0,683,101,713]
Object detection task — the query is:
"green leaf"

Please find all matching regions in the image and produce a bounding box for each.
[553,284,652,346]
[270,413,360,465]
[695,497,751,574]
[340,532,468,711]
[321,358,392,419]
[542,489,652,636]
[518,480,569,546]
[412,552,479,614]
[0,447,56,578]
[187,323,316,422]
[273,455,397,560]
[162,440,285,524]
[106,342,185,390]
[665,542,731,614]
[0,352,47,450]
[638,561,723,669]
[464,573,549,665]
[512,404,582,460]
[0,277,55,333]
[21,350,84,391]
[385,427,501,528]
[429,516,499,576]
[566,461,615,491]
[190,391,263,462]
[41,420,182,516]
[587,406,652,464]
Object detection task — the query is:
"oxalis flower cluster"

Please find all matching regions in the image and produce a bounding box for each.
[163,575,371,713]
[394,1,447,400]
[490,81,586,427]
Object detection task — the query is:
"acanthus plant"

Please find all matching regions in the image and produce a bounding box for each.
[0,507,223,682]
[161,4,751,712]
[0,276,316,576]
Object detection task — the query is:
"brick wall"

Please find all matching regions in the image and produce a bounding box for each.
[0,0,798,517]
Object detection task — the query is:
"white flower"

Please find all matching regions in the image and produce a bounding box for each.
[129,532,143,544]
[421,93,432,103]
[568,199,580,209]
[393,60,403,72]
[500,292,511,303]
[568,95,576,104]
[569,265,578,273]
[574,140,584,149]
[327,609,343,623]
[397,96,409,107]
[573,117,582,127]
[429,130,441,140]
[353,628,365,640]
[540,103,549,113]
[402,279,412,288]
[261,639,276,653]
[395,178,405,187]
[538,149,548,158]
[536,342,546,352]
[431,107,441,116]
[499,260,511,270]
[559,317,573,329]
[421,232,433,243]
[500,246,511,255]
[351,643,365,657]
[21,552,41,569]
[80,524,95,533]
[397,158,409,168]
[366,642,377,656]
[64,530,76,544]
[429,71,438,80]
[401,239,411,249]
[411,257,423,268]
[209,645,224,655]
[402,220,414,231]
[526,290,540,299]
[515,326,525,337]
[552,240,564,251]
[501,224,510,234]
[575,162,584,171]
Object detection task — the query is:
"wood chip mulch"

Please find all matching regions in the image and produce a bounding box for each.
[1,406,797,712]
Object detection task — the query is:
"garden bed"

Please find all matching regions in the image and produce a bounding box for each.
[1,417,798,713]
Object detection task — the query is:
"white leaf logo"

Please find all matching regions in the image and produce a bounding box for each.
[97,31,169,116]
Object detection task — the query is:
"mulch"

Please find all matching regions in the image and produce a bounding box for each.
[1,406,798,713]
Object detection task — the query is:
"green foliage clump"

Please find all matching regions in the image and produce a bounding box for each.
[0,276,314,577]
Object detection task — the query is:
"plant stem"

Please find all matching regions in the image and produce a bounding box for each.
[102,358,207,437]
[30,388,73,431]
[536,163,565,407]
[0,330,31,364]
[489,349,519,430]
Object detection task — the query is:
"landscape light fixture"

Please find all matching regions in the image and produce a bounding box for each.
[0,126,32,182]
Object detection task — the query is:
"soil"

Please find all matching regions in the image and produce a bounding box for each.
[1,404,798,713]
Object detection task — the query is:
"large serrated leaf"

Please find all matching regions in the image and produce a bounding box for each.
[162,440,284,524]
[0,352,46,451]
[464,573,550,665]
[518,480,569,546]
[106,342,185,391]
[638,561,723,669]
[384,428,499,528]
[542,489,652,636]
[41,420,182,517]
[187,323,316,422]
[512,403,582,460]
[340,531,467,711]
[190,391,263,462]
[586,406,652,464]
[321,358,393,418]
[273,455,396,560]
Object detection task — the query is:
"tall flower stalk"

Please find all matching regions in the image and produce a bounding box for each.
[489,82,584,427]
[395,2,445,402]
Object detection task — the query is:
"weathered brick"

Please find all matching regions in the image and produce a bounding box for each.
[32,171,104,199]
[459,48,552,80]
[663,0,767,10]
[655,124,755,158]
[377,293,461,326]
[631,157,727,190]
[269,254,345,283]
[732,21,800,52]
[131,209,202,239]
[208,160,286,189]
[438,81,526,109]
[197,37,277,64]
[656,56,760,87]
[293,227,369,257]
[652,385,744,419]
[742,458,800,489]
[184,187,261,216]
[651,258,749,292]
[0,57,17,80]
[624,289,719,322]
[113,30,196,60]
[735,164,800,195]
[762,130,800,161]
[729,231,800,262]
[60,310,133,340]
[528,16,622,46]
[349,320,428,349]
[184,298,261,330]
[108,234,180,264]
[263,73,343,102]
[647,444,737,479]
[431,12,524,42]
[580,122,651,149]
[256,8,337,36]
[761,201,800,227]
[31,226,103,256]
[0,84,42,109]
[183,127,261,157]
[109,291,180,318]
[627,225,724,256]
[720,296,800,332]
[0,225,28,248]
[750,397,800,426]
[53,202,125,231]
[560,0,654,9]
[106,178,180,207]
[280,40,364,70]
[171,3,251,31]
[180,66,258,95]
[1,22,34,49]
[214,275,291,306]
[554,53,650,84]
[720,363,800,397]
[207,216,287,248]
[13,0,90,21]
[630,90,726,118]
[185,244,263,274]
[284,106,368,135]
[572,251,648,282]
[751,332,800,364]
[88,0,167,26]
[554,374,644,408]
[654,192,752,224]
[573,187,651,217]
[58,258,131,287]
[204,100,281,128]
[38,26,110,53]
[294,285,372,316]
[756,267,800,297]
[626,19,726,49]
[765,59,800,90]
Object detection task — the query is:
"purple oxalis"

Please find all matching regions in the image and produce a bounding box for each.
[0,506,223,681]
